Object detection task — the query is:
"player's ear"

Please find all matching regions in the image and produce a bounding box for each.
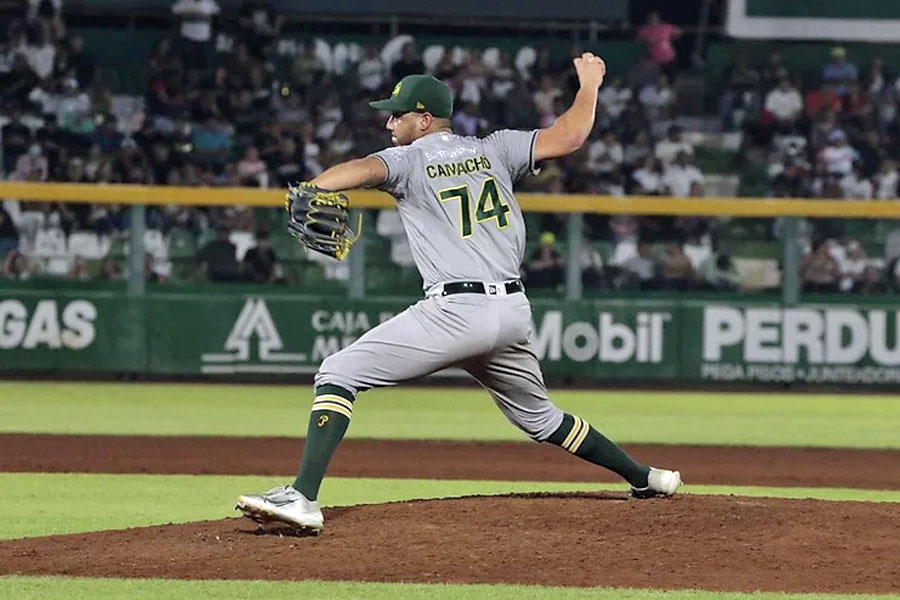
[419,112,433,131]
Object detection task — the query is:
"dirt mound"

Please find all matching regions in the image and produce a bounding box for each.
[3,493,898,593]
[3,434,900,489]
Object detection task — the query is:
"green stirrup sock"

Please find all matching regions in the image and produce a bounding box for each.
[546,413,650,488]
[292,384,354,501]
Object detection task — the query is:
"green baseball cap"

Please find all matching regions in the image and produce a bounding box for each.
[369,74,454,118]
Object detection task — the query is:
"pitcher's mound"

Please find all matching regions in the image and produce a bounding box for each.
[2,492,898,594]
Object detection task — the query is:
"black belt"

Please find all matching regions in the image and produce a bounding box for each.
[441,280,524,296]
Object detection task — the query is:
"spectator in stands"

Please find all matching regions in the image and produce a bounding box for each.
[63,35,95,88]
[191,116,232,163]
[720,51,760,132]
[0,204,18,254]
[236,145,268,187]
[99,256,121,281]
[661,243,694,290]
[525,231,564,289]
[623,131,652,170]
[502,79,538,130]
[22,24,55,80]
[836,241,870,293]
[171,0,220,72]
[2,109,33,173]
[875,159,898,199]
[291,41,326,88]
[822,46,857,96]
[622,241,657,289]
[12,143,49,181]
[236,0,282,58]
[759,51,788,93]
[662,151,703,197]
[771,153,811,198]
[357,44,385,92]
[91,113,122,153]
[1,53,40,111]
[451,102,478,135]
[533,74,562,128]
[3,250,32,281]
[597,75,632,122]
[817,129,858,177]
[764,78,803,128]
[800,240,840,293]
[243,230,283,283]
[840,164,873,200]
[637,12,681,75]
[268,135,304,187]
[700,253,741,292]
[586,129,623,176]
[487,51,516,104]
[891,256,900,292]
[631,156,662,194]
[638,73,675,122]
[654,125,692,166]
[391,43,425,82]
[197,224,240,282]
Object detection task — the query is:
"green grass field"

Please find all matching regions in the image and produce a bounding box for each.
[2,382,900,447]
[2,382,899,600]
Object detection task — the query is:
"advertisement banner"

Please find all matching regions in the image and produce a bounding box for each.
[0,291,143,372]
[726,0,900,42]
[3,289,899,385]
[686,303,900,385]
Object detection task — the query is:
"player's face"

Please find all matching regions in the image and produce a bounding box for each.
[386,111,424,146]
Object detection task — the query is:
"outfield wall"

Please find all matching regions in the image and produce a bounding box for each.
[2,289,899,386]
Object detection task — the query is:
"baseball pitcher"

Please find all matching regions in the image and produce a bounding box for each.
[237,53,682,533]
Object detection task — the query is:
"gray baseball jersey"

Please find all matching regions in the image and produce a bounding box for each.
[370,129,539,289]
[314,128,564,442]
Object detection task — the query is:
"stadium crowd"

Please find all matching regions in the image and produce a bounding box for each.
[1,0,899,293]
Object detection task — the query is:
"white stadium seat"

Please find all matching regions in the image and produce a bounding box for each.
[422,45,445,73]
[68,231,104,260]
[229,231,256,262]
[376,210,404,238]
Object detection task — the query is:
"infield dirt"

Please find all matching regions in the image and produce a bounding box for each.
[4,434,900,594]
[2,434,899,489]
[2,493,899,594]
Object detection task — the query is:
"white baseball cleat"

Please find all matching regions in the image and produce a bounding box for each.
[630,467,683,499]
[235,485,324,534]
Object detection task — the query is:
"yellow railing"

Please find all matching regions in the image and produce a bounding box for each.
[1,181,899,218]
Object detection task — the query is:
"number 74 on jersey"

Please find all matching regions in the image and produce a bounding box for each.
[438,177,512,239]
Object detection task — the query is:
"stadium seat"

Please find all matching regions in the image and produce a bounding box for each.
[514,46,537,80]
[34,227,69,275]
[719,240,782,260]
[143,229,167,260]
[450,46,470,66]
[34,227,67,257]
[390,237,415,268]
[380,35,414,67]
[885,229,900,262]
[683,241,712,270]
[609,238,638,266]
[422,45,445,73]
[734,258,781,290]
[305,245,350,281]
[16,211,45,240]
[375,210,404,238]
[482,47,500,69]
[68,231,105,260]
[332,42,362,75]
[229,231,256,262]
[167,229,197,258]
[314,38,334,72]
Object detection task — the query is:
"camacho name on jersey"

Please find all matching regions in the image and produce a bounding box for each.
[425,155,492,179]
